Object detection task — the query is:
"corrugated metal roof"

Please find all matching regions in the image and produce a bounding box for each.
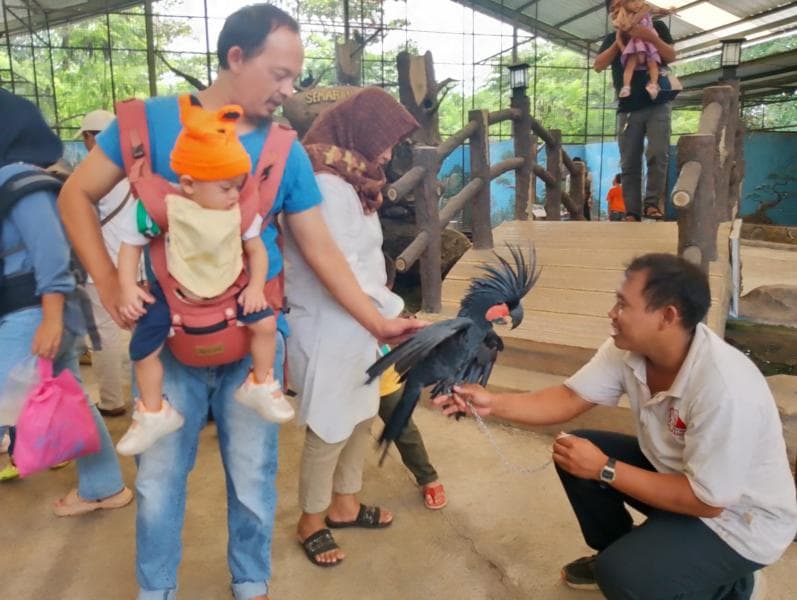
[1,0,142,36]
[455,1,797,59]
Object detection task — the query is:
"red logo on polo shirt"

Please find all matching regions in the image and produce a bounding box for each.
[668,407,687,440]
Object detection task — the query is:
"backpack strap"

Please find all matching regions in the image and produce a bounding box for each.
[242,124,296,314]
[0,169,63,285]
[100,186,133,226]
[238,123,297,233]
[0,170,62,222]
[115,98,172,230]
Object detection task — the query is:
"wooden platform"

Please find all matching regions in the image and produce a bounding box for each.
[428,220,733,379]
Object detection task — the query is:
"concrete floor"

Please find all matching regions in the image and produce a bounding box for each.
[3,246,796,599]
[2,369,796,599]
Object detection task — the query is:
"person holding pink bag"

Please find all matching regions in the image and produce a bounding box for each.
[0,89,132,514]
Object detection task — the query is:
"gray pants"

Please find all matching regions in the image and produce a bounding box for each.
[616,103,672,219]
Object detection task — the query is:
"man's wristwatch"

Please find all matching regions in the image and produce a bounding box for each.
[599,458,617,483]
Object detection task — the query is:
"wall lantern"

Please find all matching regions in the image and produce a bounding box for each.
[508,62,530,97]
[720,38,745,80]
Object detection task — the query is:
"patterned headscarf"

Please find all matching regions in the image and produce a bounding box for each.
[303,87,418,214]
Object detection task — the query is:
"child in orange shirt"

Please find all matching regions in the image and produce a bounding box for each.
[607,174,626,221]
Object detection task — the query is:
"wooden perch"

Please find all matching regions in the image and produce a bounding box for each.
[439,178,484,226]
[385,166,427,202]
[672,161,702,208]
[428,78,457,115]
[397,51,444,145]
[436,120,478,161]
[532,164,555,187]
[336,38,362,86]
[487,108,518,125]
[413,146,442,311]
[698,102,723,137]
[469,109,493,249]
[398,176,485,273]
[560,190,580,217]
[562,150,577,176]
[675,133,717,269]
[530,115,555,147]
[396,231,429,273]
[490,157,524,180]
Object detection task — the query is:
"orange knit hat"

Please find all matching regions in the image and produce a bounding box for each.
[169,94,251,181]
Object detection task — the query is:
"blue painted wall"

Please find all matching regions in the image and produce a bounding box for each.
[438,132,797,226]
[66,131,797,226]
[738,132,797,225]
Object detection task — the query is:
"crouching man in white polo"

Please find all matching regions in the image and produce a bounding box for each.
[436,253,796,599]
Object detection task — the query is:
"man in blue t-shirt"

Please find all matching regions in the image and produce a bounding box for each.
[58,5,423,600]
[594,0,676,221]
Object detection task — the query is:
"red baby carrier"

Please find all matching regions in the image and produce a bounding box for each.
[115,98,296,367]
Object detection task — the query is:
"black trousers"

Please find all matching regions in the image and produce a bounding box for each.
[556,430,763,600]
[378,388,438,486]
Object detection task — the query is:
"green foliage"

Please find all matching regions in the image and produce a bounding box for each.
[4,0,797,141]
[3,1,206,136]
[438,41,617,143]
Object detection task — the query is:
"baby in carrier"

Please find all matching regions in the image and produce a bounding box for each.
[115,95,294,456]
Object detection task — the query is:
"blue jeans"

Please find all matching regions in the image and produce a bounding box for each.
[0,307,124,499]
[135,333,284,600]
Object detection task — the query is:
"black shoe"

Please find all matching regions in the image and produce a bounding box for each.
[561,555,599,591]
[98,406,127,417]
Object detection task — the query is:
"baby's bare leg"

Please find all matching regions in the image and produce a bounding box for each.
[648,59,660,83]
[135,346,165,410]
[248,315,278,383]
[623,53,638,87]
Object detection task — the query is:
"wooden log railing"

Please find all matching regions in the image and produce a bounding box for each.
[671,84,742,272]
[389,93,588,312]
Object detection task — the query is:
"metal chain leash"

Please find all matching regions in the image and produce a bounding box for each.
[465,400,553,476]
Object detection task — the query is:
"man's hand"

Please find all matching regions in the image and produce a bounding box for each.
[432,383,494,418]
[626,24,656,43]
[376,316,427,346]
[239,285,268,316]
[31,317,63,360]
[119,283,155,323]
[552,434,609,480]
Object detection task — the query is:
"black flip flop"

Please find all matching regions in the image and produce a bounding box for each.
[299,528,343,567]
[325,503,393,529]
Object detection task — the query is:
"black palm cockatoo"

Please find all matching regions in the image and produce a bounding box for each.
[366,244,538,463]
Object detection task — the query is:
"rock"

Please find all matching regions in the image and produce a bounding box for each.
[771,375,797,418]
[740,285,797,327]
[741,223,797,245]
[770,375,797,474]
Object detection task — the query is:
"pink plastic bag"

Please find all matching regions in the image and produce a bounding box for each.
[13,359,100,477]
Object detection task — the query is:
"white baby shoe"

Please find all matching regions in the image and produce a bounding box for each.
[234,371,294,424]
[116,397,184,456]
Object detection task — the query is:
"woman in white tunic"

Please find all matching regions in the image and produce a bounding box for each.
[285,88,418,567]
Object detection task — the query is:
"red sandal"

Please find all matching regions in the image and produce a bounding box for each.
[422,482,447,510]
